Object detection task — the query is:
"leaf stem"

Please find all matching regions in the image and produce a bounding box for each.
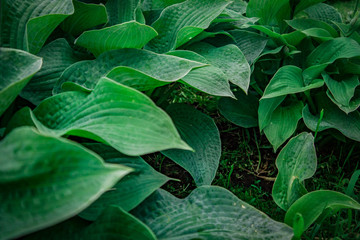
[304,90,316,114]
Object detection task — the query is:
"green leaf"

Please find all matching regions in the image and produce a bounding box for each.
[54,48,205,93]
[146,0,231,53]
[262,66,324,99]
[302,93,360,142]
[286,19,338,38]
[0,48,42,116]
[132,186,294,239]
[285,190,360,235]
[229,30,268,64]
[264,100,304,151]
[294,0,326,15]
[79,143,169,221]
[166,50,234,98]
[20,39,83,105]
[306,37,360,67]
[15,77,192,156]
[322,73,360,113]
[106,0,144,26]
[0,127,131,239]
[304,3,342,25]
[219,91,259,128]
[75,21,158,57]
[246,0,290,29]
[187,42,251,93]
[162,104,221,186]
[60,0,108,36]
[272,133,317,210]
[0,0,74,54]
[258,96,286,132]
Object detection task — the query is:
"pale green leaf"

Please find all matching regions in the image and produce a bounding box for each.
[14,77,192,156]
[264,100,304,151]
[54,48,205,93]
[302,93,360,142]
[0,127,131,239]
[146,0,231,53]
[0,48,42,116]
[20,39,83,105]
[285,190,360,235]
[162,104,221,186]
[262,66,324,99]
[106,0,144,26]
[75,21,158,56]
[187,42,251,93]
[61,0,108,36]
[273,133,317,210]
[219,91,259,128]
[0,0,74,53]
[79,143,169,221]
[132,186,294,239]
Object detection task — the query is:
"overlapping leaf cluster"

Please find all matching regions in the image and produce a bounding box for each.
[0,0,359,239]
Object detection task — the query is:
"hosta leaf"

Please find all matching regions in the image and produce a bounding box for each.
[146,0,231,53]
[219,91,259,128]
[229,30,268,65]
[273,133,317,210]
[285,191,360,235]
[246,0,290,29]
[187,43,251,93]
[322,73,360,113]
[262,66,324,99]
[15,77,192,156]
[294,0,326,15]
[132,186,294,239]
[264,100,304,151]
[302,94,360,142]
[286,19,338,38]
[0,127,131,239]
[258,96,286,132]
[326,90,360,114]
[162,104,221,186]
[20,39,83,105]
[24,207,157,240]
[61,0,108,36]
[306,37,360,67]
[106,0,144,26]
[79,143,169,221]
[0,0,74,54]
[166,50,234,97]
[75,21,158,57]
[304,3,342,25]
[54,48,205,93]
[0,48,42,116]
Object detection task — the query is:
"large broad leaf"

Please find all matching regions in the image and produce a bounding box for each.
[20,39,83,105]
[187,42,251,93]
[0,127,131,240]
[322,73,360,114]
[131,186,294,239]
[146,0,231,53]
[13,77,192,156]
[306,37,360,67]
[75,21,158,57]
[106,0,144,26]
[229,30,268,65]
[272,133,317,210]
[79,143,169,221]
[303,3,342,25]
[166,50,234,98]
[219,91,259,128]
[285,190,360,236]
[258,96,286,132]
[294,0,326,15]
[262,66,324,99]
[246,0,290,29]
[54,48,205,93]
[162,104,221,186]
[264,100,304,151]
[60,0,108,36]
[24,206,157,240]
[286,19,338,38]
[302,94,360,142]
[0,0,74,54]
[0,48,42,116]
